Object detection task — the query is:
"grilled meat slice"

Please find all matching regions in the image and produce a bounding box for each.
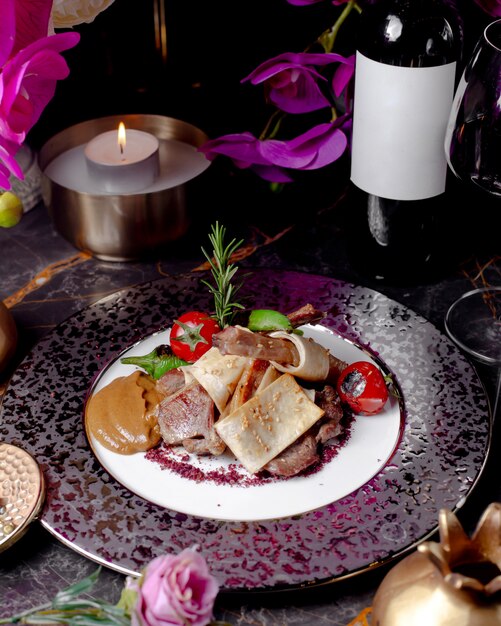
[156,368,186,397]
[222,358,270,417]
[157,380,225,455]
[213,325,347,384]
[315,385,344,443]
[182,429,226,456]
[263,433,319,477]
[287,303,326,327]
[326,354,348,386]
[212,326,298,364]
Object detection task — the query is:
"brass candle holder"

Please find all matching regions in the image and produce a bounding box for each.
[38,114,211,262]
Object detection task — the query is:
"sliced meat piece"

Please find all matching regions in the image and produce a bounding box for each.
[315,385,344,443]
[157,381,215,444]
[182,429,226,456]
[326,354,348,386]
[263,433,319,477]
[212,326,298,364]
[287,304,326,327]
[315,385,343,422]
[213,326,348,384]
[223,358,269,417]
[316,419,343,444]
[156,368,186,397]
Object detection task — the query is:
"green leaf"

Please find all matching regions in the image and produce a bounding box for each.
[53,569,101,606]
[115,586,137,616]
[0,569,130,626]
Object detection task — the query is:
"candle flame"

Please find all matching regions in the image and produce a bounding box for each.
[117,122,126,156]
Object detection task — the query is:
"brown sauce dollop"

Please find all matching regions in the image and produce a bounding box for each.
[86,371,162,454]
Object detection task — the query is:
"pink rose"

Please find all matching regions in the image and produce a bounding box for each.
[132,548,219,626]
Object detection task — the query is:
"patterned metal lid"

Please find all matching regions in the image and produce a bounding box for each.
[0,442,45,552]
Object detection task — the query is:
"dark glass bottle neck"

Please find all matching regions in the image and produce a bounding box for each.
[357,0,463,67]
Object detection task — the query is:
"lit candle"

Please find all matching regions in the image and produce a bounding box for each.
[84,122,160,193]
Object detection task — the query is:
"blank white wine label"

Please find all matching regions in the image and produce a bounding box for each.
[350,52,456,200]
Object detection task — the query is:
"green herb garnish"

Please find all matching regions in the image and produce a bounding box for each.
[201,222,244,328]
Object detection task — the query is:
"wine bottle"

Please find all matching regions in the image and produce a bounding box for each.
[347,0,464,283]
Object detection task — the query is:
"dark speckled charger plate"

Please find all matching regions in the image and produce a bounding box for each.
[0,269,491,592]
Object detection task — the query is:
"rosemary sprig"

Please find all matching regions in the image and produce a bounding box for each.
[201,222,244,328]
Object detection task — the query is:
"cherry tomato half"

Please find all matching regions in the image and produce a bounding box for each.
[170,311,221,363]
[336,361,389,415]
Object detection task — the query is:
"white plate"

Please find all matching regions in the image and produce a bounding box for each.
[85,324,402,521]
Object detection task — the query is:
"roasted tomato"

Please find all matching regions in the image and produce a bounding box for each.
[336,361,389,415]
[170,311,221,363]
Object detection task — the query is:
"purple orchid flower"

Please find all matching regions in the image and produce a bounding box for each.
[0,0,80,189]
[261,116,350,169]
[198,131,295,182]
[242,52,355,114]
[199,115,350,183]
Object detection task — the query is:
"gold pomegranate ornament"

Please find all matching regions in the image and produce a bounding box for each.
[372,503,501,625]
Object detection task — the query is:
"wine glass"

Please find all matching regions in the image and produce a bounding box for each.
[444,287,501,419]
[444,17,501,197]
[443,19,501,418]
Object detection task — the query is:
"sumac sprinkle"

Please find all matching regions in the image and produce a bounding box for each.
[145,411,354,487]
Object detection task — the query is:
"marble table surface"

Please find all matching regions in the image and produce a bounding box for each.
[0,180,500,625]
